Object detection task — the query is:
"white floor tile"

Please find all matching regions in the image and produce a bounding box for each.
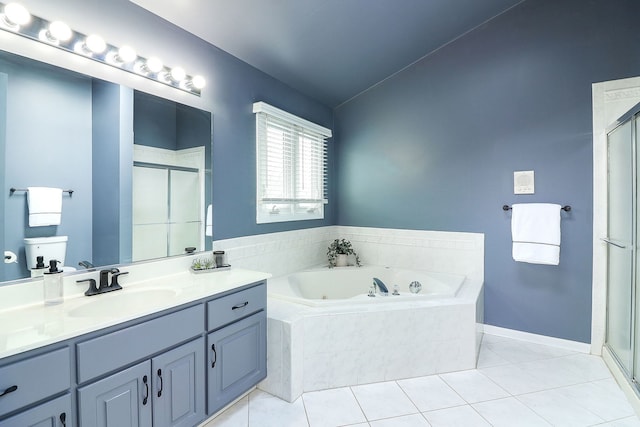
[351,381,419,421]
[599,416,640,427]
[472,397,551,426]
[554,379,636,421]
[369,413,430,427]
[479,363,550,395]
[516,389,605,426]
[476,345,510,368]
[303,387,366,427]
[423,405,491,427]
[200,396,248,427]
[397,375,466,412]
[439,370,509,403]
[248,390,309,427]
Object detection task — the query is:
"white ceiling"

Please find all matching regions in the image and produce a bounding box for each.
[130,0,524,107]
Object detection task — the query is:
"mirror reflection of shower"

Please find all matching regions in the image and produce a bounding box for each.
[132,148,204,261]
[132,91,211,262]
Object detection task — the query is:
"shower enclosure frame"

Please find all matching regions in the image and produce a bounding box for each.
[605,101,640,391]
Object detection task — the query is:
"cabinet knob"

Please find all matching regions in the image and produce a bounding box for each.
[59,412,67,427]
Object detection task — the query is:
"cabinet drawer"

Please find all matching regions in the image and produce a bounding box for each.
[0,348,70,417]
[77,304,204,383]
[207,283,266,331]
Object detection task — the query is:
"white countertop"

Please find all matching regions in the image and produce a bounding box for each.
[0,267,271,359]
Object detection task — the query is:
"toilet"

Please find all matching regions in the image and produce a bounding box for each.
[24,236,75,272]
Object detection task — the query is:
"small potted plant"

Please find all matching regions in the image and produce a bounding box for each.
[190,256,215,273]
[327,238,361,268]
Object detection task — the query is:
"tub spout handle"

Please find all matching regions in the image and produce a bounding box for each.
[373,278,389,295]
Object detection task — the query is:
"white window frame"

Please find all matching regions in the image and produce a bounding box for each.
[253,101,331,224]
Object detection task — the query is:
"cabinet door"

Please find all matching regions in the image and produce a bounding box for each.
[0,394,71,427]
[152,338,205,427]
[208,311,266,415]
[77,361,152,427]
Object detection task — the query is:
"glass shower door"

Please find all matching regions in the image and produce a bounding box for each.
[606,119,634,374]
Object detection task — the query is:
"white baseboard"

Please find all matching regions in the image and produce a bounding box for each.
[483,324,591,354]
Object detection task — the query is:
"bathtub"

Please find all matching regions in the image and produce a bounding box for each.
[268,265,465,306]
[261,265,484,402]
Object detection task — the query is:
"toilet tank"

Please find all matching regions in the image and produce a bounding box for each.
[24,236,68,270]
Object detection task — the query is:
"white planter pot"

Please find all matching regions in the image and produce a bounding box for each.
[335,254,348,267]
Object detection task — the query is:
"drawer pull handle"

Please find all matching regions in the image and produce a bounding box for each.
[0,385,17,398]
[211,344,217,368]
[142,375,149,405]
[157,369,163,398]
[232,301,249,310]
[60,412,66,427]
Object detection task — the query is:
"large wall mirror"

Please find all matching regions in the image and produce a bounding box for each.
[0,50,213,283]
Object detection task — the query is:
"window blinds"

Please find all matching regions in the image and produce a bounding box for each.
[253,102,331,223]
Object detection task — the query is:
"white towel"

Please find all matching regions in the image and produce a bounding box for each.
[27,187,62,227]
[205,204,212,237]
[511,203,561,265]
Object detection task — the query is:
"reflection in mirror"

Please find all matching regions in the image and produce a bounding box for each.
[0,50,212,283]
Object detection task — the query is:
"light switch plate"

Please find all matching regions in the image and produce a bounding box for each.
[514,170,534,194]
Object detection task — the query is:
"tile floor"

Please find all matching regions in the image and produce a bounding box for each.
[202,334,640,427]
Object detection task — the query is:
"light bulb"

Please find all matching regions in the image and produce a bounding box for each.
[49,21,72,42]
[146,57,163,73]
[118,45,137,63]
[170,67,186,82]
[39,20,72,44]
[85,34,106,54]
[192,75,206,90]
[2,2,30,30]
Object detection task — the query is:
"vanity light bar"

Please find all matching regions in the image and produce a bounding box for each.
[0,2,206,96]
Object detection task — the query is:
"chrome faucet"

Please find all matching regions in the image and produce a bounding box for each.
[372,278,389,296]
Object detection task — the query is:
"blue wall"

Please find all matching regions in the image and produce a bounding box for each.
[334,0,640,343]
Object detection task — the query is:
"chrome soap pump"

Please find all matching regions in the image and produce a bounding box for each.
[43,259,63,305]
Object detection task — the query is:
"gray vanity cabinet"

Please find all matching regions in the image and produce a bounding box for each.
[0,394,72,427]
[0,279,267,427]
[78,338,205,427]
[207,311,266,415]
[151,338,205,427]
[78,361,152,427]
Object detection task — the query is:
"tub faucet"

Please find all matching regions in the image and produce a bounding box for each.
[373,278,389,296]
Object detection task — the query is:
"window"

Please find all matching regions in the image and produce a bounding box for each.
[253,102,331,224]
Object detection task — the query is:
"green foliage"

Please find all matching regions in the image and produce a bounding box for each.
[191,257,215,270]
[327,238,361,268]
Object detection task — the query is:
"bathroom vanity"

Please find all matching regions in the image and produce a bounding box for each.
[0,265,269,427]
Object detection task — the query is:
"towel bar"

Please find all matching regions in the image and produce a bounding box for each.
[503,204,571,212]
[9,188,74,196]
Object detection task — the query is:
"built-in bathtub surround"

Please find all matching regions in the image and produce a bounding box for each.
[237,227,485,402]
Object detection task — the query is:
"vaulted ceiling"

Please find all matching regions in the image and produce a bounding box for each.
[130,0,524,107]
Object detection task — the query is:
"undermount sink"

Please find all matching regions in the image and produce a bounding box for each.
[68,288,179,318]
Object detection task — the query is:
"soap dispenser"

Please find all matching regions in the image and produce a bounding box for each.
[43,259,63,305]
[31,256,46,278]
